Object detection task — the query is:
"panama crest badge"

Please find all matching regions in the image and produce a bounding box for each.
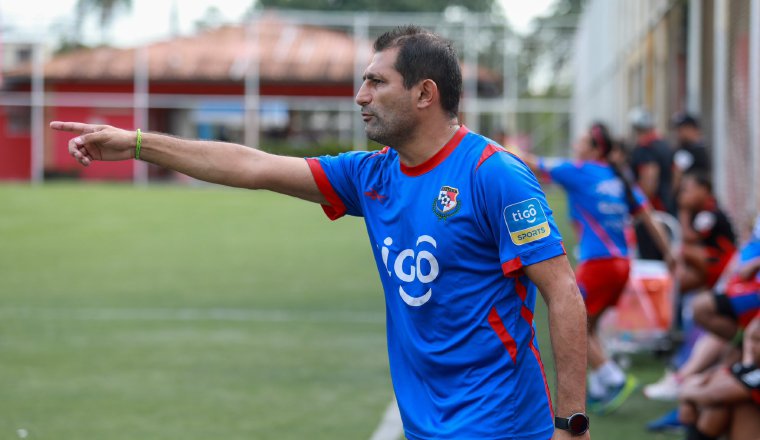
[433,185,461,220]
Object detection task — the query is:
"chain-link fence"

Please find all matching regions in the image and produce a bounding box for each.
[0,9,577,184]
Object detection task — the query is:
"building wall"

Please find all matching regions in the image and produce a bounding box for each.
[572,0,683,139]
[0,78,356,181]
[0,106,32,180]
[572,0,760,221]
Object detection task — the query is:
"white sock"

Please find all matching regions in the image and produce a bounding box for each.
[597,360,625,387]
[588,372,606,399]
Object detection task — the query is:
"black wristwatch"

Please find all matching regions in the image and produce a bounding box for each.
[555,413,589,435]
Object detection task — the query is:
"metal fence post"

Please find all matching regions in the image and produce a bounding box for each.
[244,14,261,150]
[686,0,702,114]
[133,44,149,186]
[749,0,760,212]
[712,0,728,204]
[352,14,369,151]
[31,42,44,184]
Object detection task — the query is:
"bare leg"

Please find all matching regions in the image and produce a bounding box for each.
[693,290,739,340]
[679,401,698,425]
[677,333,728,377]
[743,317,760,365]
[728,402,760,440]
[680,244,709,293]
[587,314,606,370]
[679,264,708,294]
[696,406,731,438]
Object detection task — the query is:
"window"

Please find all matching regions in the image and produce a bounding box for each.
[6,107,31,135]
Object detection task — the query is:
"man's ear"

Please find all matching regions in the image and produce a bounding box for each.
[416,79,438,110]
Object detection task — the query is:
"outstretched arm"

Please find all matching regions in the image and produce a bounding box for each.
[636,162,660,202]
[50,122,326,204]
[524,255,589,440]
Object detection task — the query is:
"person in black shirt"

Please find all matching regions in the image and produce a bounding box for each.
[671,112,711,192]
[628,107,675,260]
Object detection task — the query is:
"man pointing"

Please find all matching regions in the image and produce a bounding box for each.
[52,25,589,440]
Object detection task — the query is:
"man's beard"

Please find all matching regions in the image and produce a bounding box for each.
[364,108,417,148]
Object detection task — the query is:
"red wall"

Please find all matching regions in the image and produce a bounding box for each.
[0,108,32,180]
[53,81,354,97]
[149,81,354,97]
[1,79,354,181]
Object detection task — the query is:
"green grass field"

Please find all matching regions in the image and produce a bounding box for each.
[0,183,678,439]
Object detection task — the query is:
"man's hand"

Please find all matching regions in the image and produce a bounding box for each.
[50,121,137,166]
[678,373,708,401]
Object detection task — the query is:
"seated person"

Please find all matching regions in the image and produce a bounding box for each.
[643,175,738,429]
[678,313,760,440]
[646,215,760,402]
[677,172,737,294]
[693,215,760,340]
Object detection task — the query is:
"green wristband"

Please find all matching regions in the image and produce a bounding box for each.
[135,128,142,160]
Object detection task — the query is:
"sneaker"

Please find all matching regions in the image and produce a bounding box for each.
[595,375,638,415]
[645,408,683,433]
[586,394,603,413]
[643,370,680,401]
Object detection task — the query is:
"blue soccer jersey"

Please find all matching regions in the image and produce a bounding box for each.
[307,126,566,440]
[739,216,760,277]
[538,159,647,263]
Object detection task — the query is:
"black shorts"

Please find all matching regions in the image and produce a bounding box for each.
[731,363,760,406]
[714,291,737,320]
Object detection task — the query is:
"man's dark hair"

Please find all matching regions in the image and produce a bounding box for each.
[373,25,462,118]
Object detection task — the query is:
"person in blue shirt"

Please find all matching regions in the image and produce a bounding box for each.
[693,215,760,341]
[514,123,674,414]
[50,26,590,440]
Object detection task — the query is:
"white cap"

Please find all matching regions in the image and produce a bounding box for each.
[628,107,655,130]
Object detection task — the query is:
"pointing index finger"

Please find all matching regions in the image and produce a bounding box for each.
[49,121,96,134]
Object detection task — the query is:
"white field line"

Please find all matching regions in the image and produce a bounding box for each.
[0,307,384,325]
[369,398,403,440]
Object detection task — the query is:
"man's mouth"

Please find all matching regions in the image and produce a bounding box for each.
[361,113,374,122]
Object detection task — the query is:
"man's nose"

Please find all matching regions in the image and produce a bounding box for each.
[355,83,371,107]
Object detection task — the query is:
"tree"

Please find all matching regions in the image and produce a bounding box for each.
[515,0,584,155]
[519,0,583,97]
[256,0,499,13]
[76,0,133,43]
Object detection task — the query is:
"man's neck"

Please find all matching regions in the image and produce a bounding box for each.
[395,120,461,167]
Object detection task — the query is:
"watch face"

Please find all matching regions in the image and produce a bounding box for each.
[568,414,589,434]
